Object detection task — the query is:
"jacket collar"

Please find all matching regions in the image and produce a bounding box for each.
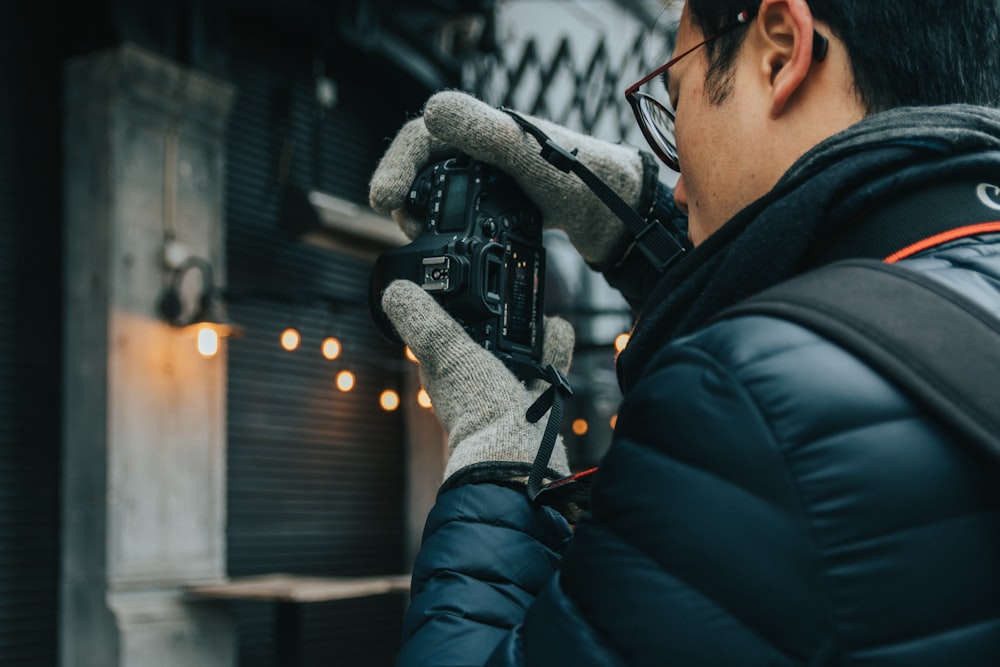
[616,105,1000,393]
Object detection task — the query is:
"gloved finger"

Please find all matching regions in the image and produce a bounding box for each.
[422,90,556,184]
[526,315,575,393]
[369,116,452,238]
[381,280,520,417]
[423,90,644,197]
[389,208,424,242]
[540,316,574,376]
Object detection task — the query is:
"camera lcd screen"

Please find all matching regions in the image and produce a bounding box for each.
[502,240,539,348]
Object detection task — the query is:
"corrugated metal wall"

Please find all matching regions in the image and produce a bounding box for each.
[222,27,422,666]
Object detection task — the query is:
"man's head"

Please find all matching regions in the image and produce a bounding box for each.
[688,0,1000,112]
[668,0,1000,244]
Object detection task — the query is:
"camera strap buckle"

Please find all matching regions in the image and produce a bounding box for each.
[634,218,687,271]
[531,466,598,522]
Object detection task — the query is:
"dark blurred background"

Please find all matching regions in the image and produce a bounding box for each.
[0,1,671,664]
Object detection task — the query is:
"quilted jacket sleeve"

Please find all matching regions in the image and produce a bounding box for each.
[396,483,574,666]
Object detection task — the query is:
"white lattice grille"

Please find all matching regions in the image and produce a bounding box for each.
[463,1,680,148]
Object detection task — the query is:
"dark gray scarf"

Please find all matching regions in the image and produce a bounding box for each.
[616,104,1000,392]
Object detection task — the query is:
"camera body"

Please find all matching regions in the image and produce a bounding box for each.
[369,154,546,379]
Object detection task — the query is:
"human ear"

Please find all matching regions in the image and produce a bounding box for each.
[757,0,818,118]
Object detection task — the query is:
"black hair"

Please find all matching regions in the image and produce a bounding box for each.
[686,0,1000,112]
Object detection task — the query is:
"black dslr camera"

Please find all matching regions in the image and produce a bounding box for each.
[369,154,546,380]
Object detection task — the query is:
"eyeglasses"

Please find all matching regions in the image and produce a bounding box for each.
[625,8,828,172]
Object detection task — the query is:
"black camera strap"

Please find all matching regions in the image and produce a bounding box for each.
[524,363,573,502]
[500,108,687,272]
[520,361,599,522]
[500,108,686,514]
[713,258,1000,466]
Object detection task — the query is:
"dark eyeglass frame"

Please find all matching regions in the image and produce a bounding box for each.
[625,8,828,172]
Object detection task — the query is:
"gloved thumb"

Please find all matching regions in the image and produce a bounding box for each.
[380,279,523,431]
[368,116,454,238]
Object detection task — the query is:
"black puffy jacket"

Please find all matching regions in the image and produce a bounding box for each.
[396,107,1000,666]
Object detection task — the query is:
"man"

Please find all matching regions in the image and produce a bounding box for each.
[369,0,1000,664]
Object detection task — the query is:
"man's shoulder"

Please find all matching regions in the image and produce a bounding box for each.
[646,307,843,384]
[664,232,1000,371]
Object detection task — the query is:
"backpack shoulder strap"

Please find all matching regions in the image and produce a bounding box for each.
[714,258,1000,462]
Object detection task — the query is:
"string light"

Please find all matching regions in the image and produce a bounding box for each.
[416,388,432,409]
[379,389,400,411]
[195,324,221,358]
[321,336,342,360]
[572,418,589,436]
[335,369,355,392]
[614,333,631,353]
[280,327,301,351]
[160,275,446,403]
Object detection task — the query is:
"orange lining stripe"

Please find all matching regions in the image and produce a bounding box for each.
[884,221,1000,263]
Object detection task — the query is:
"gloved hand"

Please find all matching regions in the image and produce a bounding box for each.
[381,279,575,483]
[369,90,659,269]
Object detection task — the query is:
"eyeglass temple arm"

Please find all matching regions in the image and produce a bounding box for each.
[627,10,827,96]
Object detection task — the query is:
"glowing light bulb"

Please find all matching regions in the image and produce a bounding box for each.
[404,346,418,363]
[609,414,618,430]
[614,333,631,353]
[416,388,432,409]
[281,328,301,351]
[321,336,342,360]
[572,418,589,436]
[196,325,220,358]
[335,369,355,392]
[379,389,400,411]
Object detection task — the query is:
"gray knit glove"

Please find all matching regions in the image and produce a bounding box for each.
[381,279,574,483]
[369,90,658,269]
